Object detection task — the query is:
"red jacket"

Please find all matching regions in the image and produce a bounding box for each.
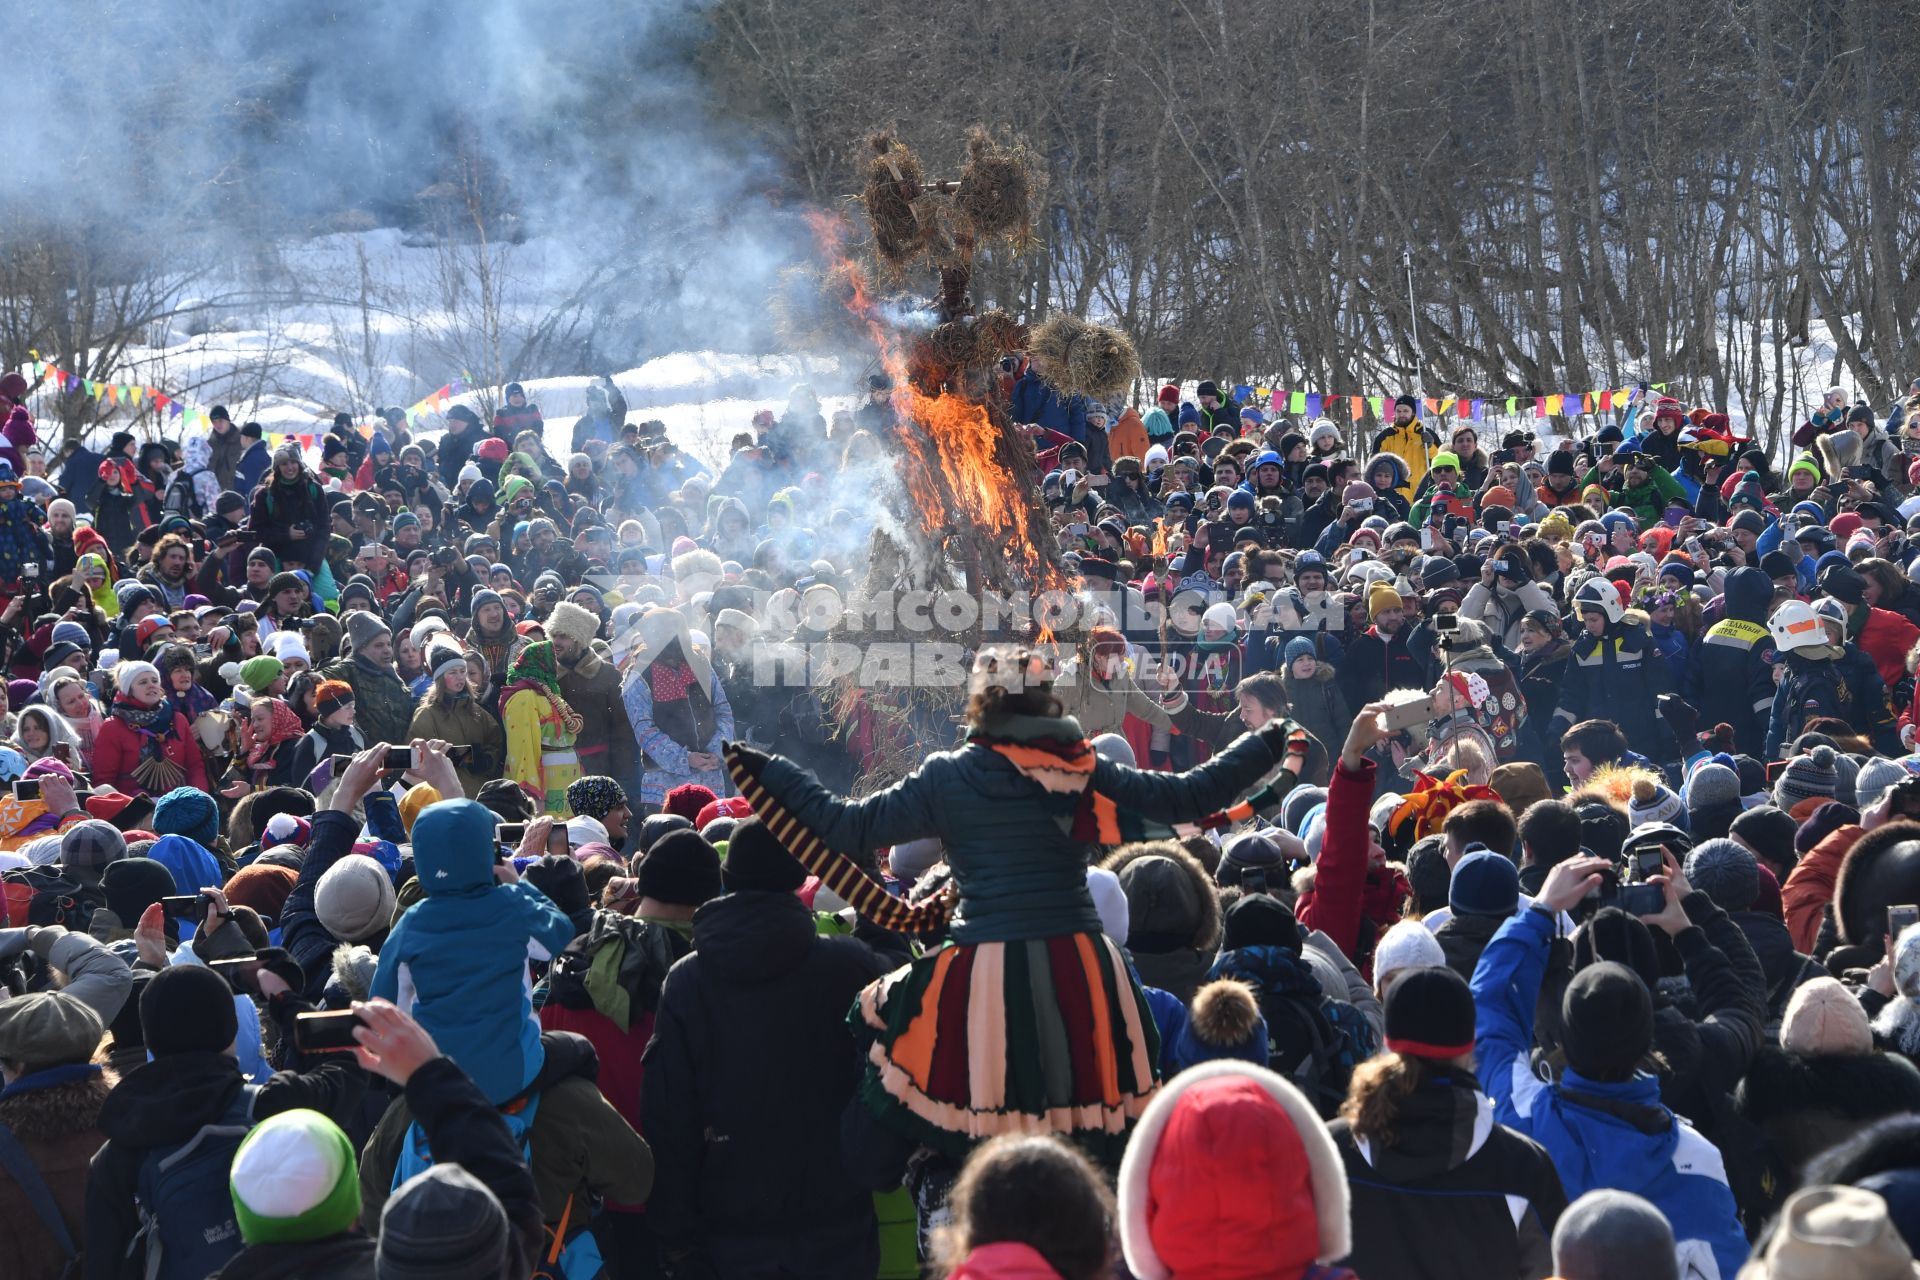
[91,709,209,796]
[1856,606,1920,690]
[1298,756,1373,962]
[1782,822,1861,953]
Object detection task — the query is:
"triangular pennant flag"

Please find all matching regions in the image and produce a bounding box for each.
[1370,396,1384,418]
[1232,383,1252,402]
[1534,398,1547,418]
[1471,399,1485,420]
[1456,399,1470,419]
[1545,394,1561,415]
[1349,395,1364,421]
[1304,394,1322,419]
[1582,393,1594,414]
[1288,391,1306,414]
[1505,397,1517,414]
[1599,390,1613,412]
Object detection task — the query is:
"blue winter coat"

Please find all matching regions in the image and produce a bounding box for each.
[372,800,577,1102]
[1472,907,1748,1280]
[1009,370,1089,441]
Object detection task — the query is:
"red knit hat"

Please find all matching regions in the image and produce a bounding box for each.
[662,783,717,823]
[1159,384,1181,404]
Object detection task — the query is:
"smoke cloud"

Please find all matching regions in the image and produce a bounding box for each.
[2,0,812,360]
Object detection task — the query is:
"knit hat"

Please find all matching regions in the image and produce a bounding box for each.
[1683,838,1761,913]
[230,1109,361,1245]
[1795,800,1860,856]
[377,1164,510,1280]
[141,963,240,1057]
[152,786,220,848]
[721,818,805,893]
[0,991,104,1070]
[1384,965,1476,1059]
[1627,776,1685,830]
[1559,961,1654,1080]
[1222,893,1302,953]
[260,813,312,852]
[101,856,178,928]
[1550,1192,1677,1280]
[1731,805,1799,872]
[565,776,627,821]
[662,783,717,823]
[1780,976,1873,1056]
[543,601,599,649]
[1165,980,1270,1072]
[315,856,397,943]
[223,862,298,923]
[1448,849,1519,917]
[1367,582,1404,621]
[424,640,466,685]
[236,655,284,694]
[45,830,127,903]
[345,611,390,654]
[1282,636,1317,666]
[1855,756,1915,813]
[1775,745,1841,811]
[564,814,609,851]
[636,829,724,906]
[267,632,310,667]
[314,680,354,720]
[1683,762,1744,839]
[1373,919,1447,990]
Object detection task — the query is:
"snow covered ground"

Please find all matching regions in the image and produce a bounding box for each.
[12,227,1866,471]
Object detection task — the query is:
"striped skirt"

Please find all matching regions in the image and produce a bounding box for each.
[850,932,1160,1167]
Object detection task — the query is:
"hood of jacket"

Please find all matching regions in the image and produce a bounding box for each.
[97,1050,248,1148]
[1540,1068,1681,1189]
[409,798,499,895]
[1105,841,1221,952]
[1722,566,1773,624]
[691,889,820,984]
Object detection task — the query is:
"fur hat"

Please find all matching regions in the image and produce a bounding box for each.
[1164,980,1269,1072]
[543,600,600,649]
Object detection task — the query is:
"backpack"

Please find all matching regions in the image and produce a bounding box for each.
[1262,991,1367,1118]
[129,1083,259,1280]
[1,866,107,933]
[0,1119,80,1280]
[160,470,203,521]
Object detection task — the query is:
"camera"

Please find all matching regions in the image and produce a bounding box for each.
[22,563,40,580]
[1433,612,1460,636]
[432,546,459,567]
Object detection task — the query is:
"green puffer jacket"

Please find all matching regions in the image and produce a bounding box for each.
[751,714,1289,944]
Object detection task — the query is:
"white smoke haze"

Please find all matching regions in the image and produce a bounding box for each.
[2,0,829,393]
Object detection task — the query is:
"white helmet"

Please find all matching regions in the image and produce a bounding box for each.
[1810,596,1852,641]
[1770,599,1830,654]
[1572,579,1624,626]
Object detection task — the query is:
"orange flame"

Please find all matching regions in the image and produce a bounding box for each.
[804,210,1043,582]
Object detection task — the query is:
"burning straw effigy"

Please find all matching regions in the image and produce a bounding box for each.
[787,125,1141,781]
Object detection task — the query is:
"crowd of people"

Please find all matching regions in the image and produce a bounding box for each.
[1,359,1920,1280]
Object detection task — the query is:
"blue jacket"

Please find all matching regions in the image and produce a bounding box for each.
[372,800,576,1102]
[1009,370,1089,441]
[1472,908,1748,1280]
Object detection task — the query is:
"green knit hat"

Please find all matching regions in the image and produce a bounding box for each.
[238,655,285,694]
[229,1109,361,1245]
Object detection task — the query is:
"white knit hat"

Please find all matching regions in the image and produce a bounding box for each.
[1374,920,1447,990]
[268,631,310,667]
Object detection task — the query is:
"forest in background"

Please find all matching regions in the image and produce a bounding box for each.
[8,0,1920,450]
